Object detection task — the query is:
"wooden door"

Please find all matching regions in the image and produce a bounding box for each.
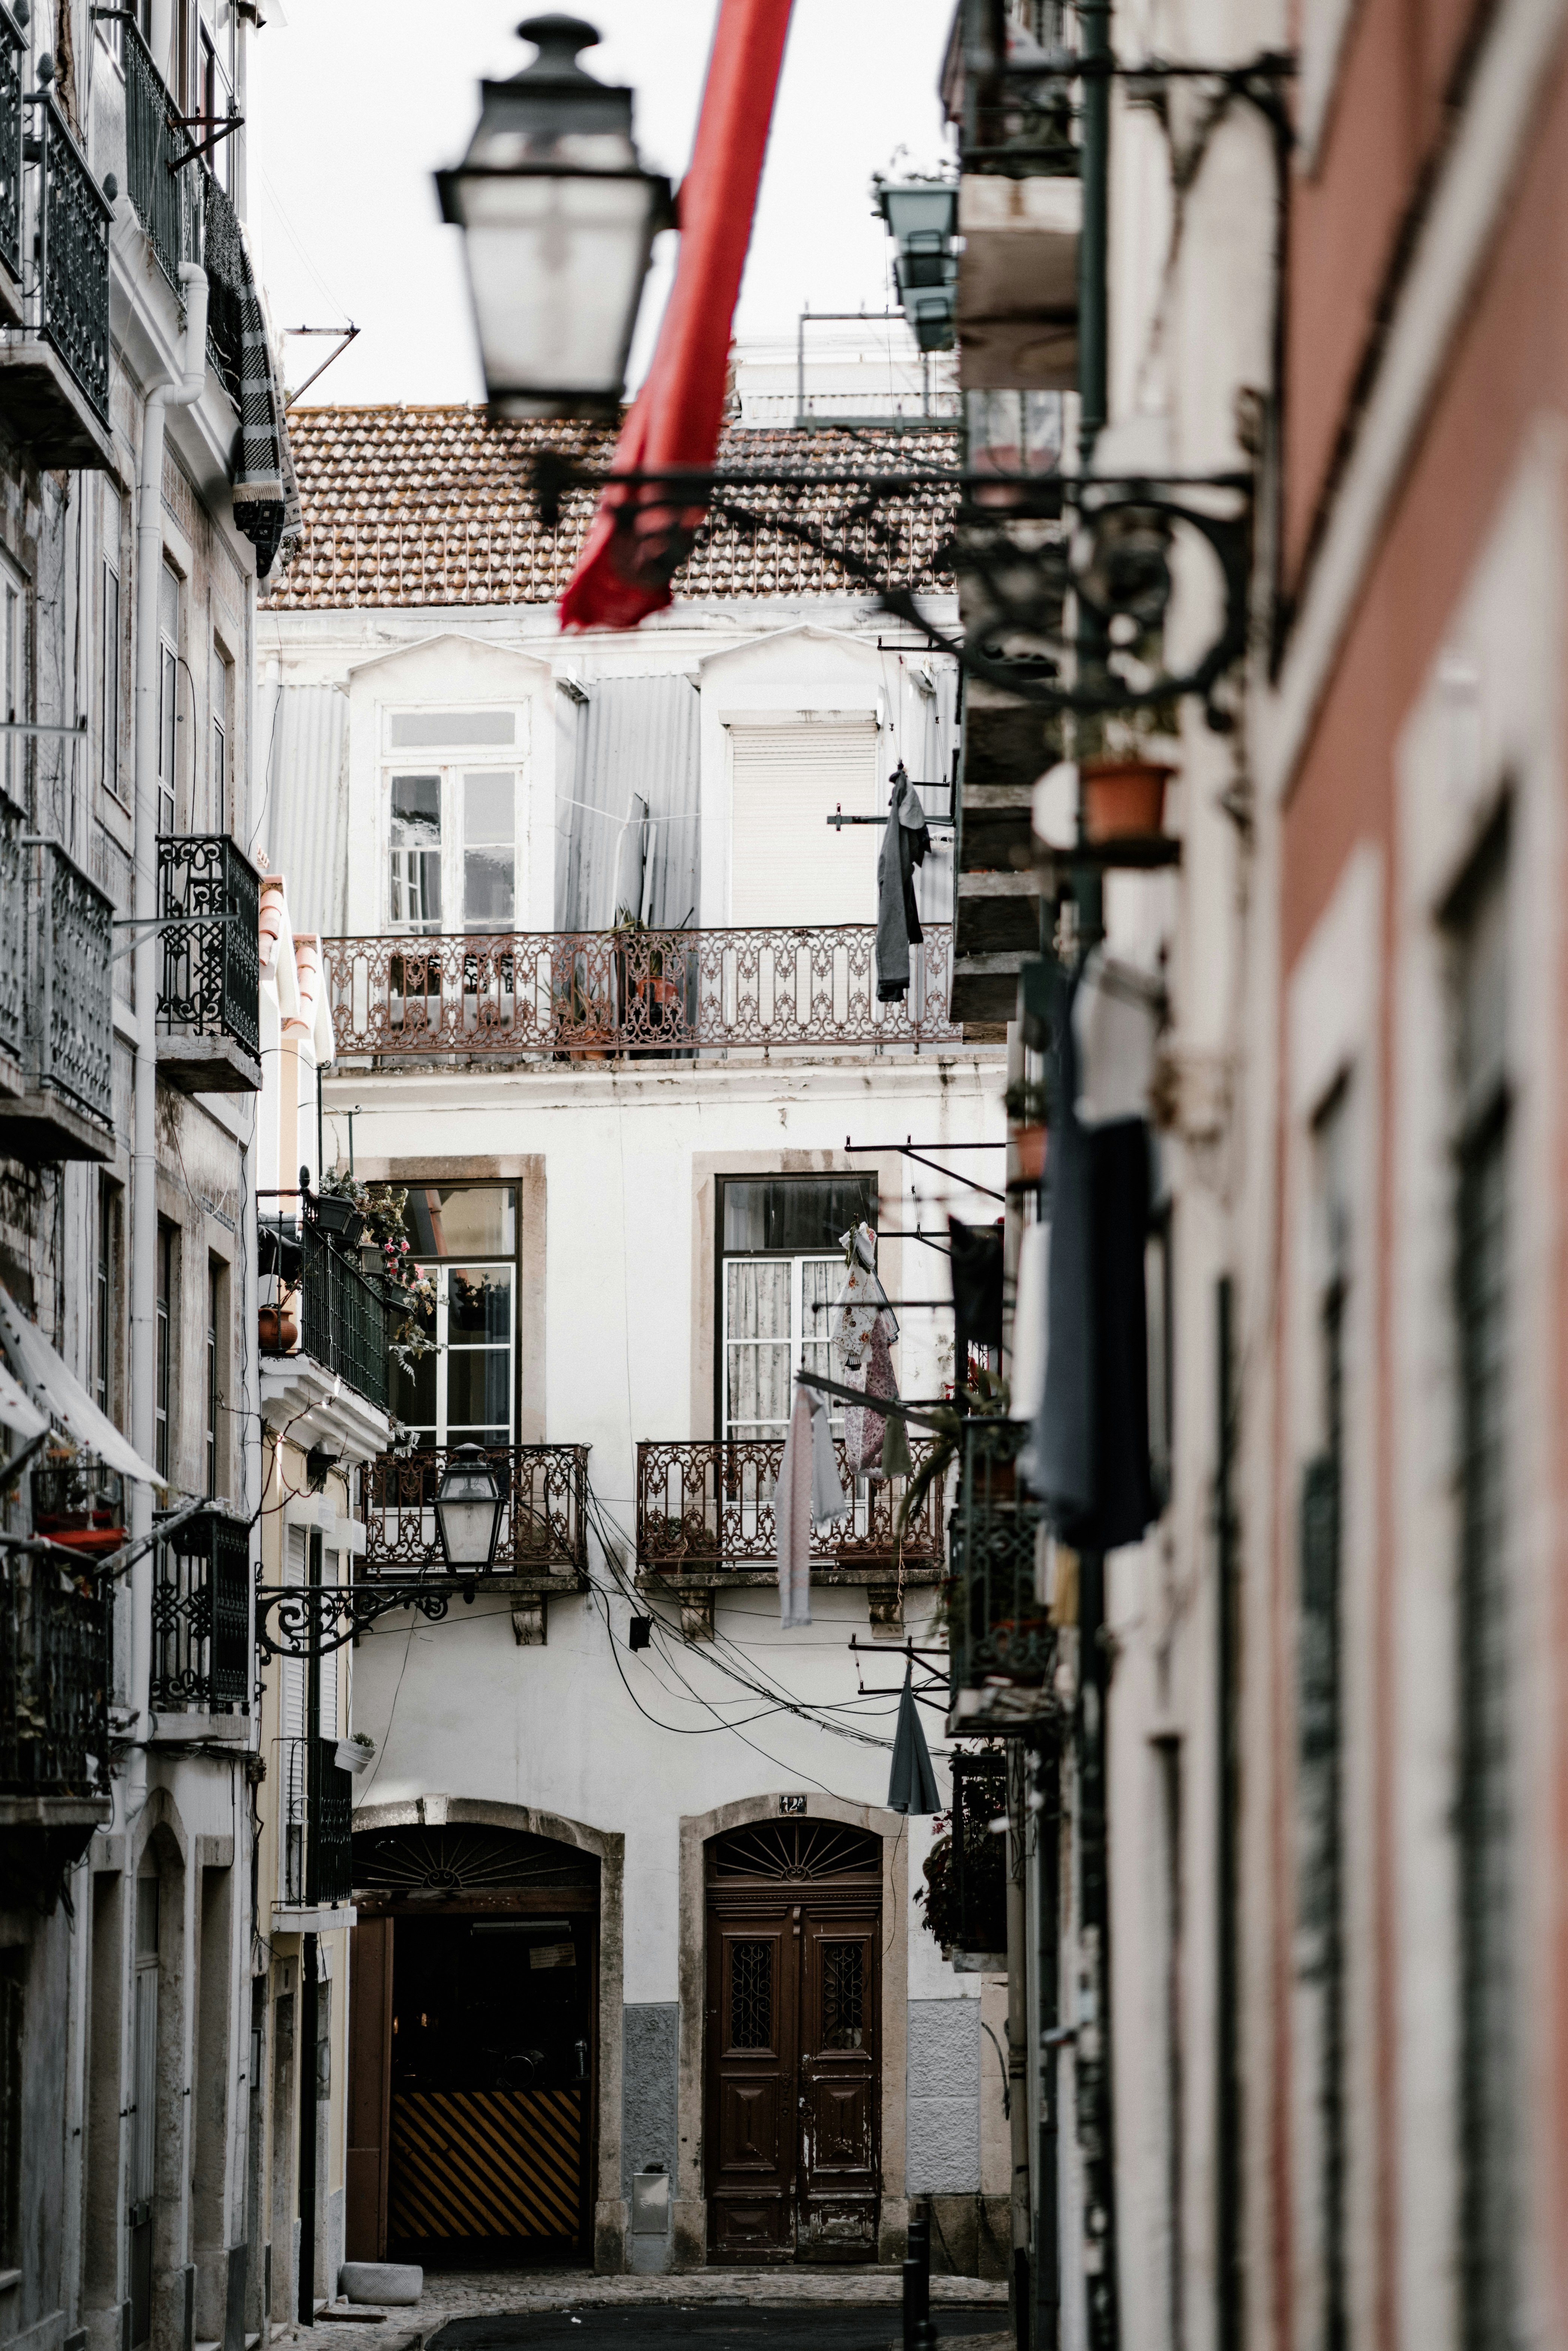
[346,1917,392,2260]
[798,1908,879,2256]
[707,1906,796,2258]
[705,1880,881,2261]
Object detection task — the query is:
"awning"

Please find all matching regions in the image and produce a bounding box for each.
[0,1283,163,1488]
[0,1359,48,1441]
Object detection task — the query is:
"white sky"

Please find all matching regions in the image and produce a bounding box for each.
[247,0,958,409]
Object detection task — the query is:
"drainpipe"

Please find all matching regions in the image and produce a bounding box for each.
[127,263,209,1751]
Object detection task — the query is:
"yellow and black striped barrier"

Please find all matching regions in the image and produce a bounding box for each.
[389,2088,582,2242]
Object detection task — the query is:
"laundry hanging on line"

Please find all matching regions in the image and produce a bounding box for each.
[831,1222,910,1478]
[875,763,931,1002]
[776,1373,848,1627]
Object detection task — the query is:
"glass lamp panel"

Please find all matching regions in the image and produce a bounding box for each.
[457,172,658,407]
[881,185,957,245]
[438,1493,498,1566]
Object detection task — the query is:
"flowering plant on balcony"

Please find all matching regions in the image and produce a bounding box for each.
[319,1172,435,1367]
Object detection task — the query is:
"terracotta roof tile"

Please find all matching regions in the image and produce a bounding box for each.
[262,403,958,612]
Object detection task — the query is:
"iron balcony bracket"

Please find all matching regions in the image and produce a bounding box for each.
[256,1576,474,1660]
[530,454,1254,727]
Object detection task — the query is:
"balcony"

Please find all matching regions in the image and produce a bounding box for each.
[149,1507,251,1727]
[0,1554,111,1882]
[0,14,113,470]
[258,1199,393,1458]
[121,20,196,298]
[946,1418,1056,1733]
[275,1734,355,1921]
[635,1435,945,1639]
[0,835,115,1161]
[322,923,960,1064]
[361,1443,588,1578]
[156,833,262,1092]
[0,785,24,1097]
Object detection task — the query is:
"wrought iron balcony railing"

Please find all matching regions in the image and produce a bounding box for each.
[157,833,262,1087]
[323,924,960,1062]
[635,1436,944,1575]
[276,1734,354,1909]
[0,1554,109,1800]
[31,95,111,423]
[0,836,114,1155]
[122,21,195,295]
[150,1508,250,1715]
[0,785,23,1085]
[361,1444,589,1579]
[259,1201,392,1414]
[0,4,23,286]
[948,1417,1055,1701]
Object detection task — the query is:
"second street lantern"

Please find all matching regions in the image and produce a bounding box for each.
[437,12,674,418]
[433,1445,506,1572]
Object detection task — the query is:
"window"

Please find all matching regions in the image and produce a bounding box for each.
[727,721,879,927]
[158,561,180,838]
[389,775,442,931]
[210,642,231,835]
[0,1954,20,2271]
[386,765,518,933]
[197,2,237,190]
[155,1221,176,1482]
[0,552,24,808]
[716,1176,877,1441]
[383,710,520,934]
[393,1184,517,1447]
[101,489,123,803]
[1451,823,1514,2351]
[1296,1081,1350,2351]
[205,1257,224,1498]
[97,1179,122,1424]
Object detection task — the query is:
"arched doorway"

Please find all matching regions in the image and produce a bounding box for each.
[348,1823,599,2267]
[704,1818,882,2262]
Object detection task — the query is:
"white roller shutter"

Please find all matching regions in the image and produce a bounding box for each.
[728,721,881,927]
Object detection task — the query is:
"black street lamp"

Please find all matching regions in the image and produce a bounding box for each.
[873,176,959,352]
[437,13,674,419]
[433,1444,506,1572]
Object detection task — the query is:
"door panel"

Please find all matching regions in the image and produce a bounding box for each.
[798,1914,879,2256]
[708,1915,794,2255]
[346,1917,392,2259]
[705,1890,881,2262]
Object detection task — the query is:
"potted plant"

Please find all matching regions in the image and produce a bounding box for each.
[31,1453,125,1555]
[1081,753,1176,842]
[334,1731,376,1775]
[315,1168,366,1246]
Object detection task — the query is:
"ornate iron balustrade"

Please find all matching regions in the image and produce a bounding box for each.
[636,1436,943,1574]
[0,4,24,283]
[361,1444,589,1578]
[25,839,113,1127]
[260,1207,392,1412]
[949,1417,1055,1694]
[157,833,261,1057]
[0,786,22,1073]
[150,1508,250,1715]
[276,1735,355,1908]
[324,924,960,1061]
[122,21,194,293]
[31,96,111,421]
[0,1554,109,1797]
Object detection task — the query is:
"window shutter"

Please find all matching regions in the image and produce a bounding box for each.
[728,722,881,927]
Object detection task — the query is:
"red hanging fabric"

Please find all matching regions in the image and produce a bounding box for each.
[559,0,795,632]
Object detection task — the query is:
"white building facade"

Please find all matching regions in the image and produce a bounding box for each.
[257,394,1012,2279]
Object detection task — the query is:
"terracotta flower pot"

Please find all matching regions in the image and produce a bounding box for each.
[1081,757,1175,843]
[259,1304,298,1353]
[1014,1125,1046,1182]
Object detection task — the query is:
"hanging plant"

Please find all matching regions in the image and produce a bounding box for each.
[321,1173,435,1370]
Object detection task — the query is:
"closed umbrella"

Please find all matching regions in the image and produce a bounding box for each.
[887,1660,940,1815]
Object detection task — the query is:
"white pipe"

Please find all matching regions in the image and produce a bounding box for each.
[128,263,209,1750]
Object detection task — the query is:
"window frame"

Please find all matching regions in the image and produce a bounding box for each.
[389,1179,522,1450]
[0,549,26,811]
[155,1220,176,1483]
[157,561,181,839]
[713,1174,878,1444]
[381,705,523,937]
